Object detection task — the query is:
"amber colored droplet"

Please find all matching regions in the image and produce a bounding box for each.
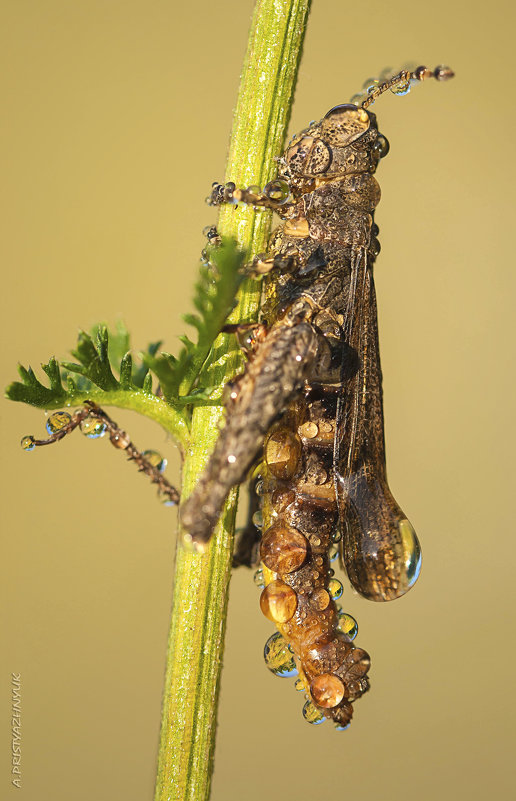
[110,430,131,449]
[311,588,330,611]
[260,524,308,574]
[298,421,318,439]
[265,429,301,479]
[260,580,297,623]
[318,421,333,433]
[310,673,345,709]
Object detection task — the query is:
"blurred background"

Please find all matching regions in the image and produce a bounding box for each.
[1,1,514,799]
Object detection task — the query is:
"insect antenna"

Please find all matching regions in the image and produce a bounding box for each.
[20,402,180,505]
[361,65,454,109]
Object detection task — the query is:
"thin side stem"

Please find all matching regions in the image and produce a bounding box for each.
[154,2,311,800]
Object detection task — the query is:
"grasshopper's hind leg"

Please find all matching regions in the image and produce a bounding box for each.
[180,315,319,550]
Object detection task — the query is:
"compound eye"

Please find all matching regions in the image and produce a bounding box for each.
[286,136,314,173]
[306,139,332,174]
[321,104,371,146]
[286,136,332,175]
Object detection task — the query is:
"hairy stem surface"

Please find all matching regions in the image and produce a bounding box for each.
[154,1,311,800]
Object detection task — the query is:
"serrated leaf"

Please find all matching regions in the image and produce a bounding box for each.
[5,326,190,446]
[142,372,153,393]
[132,340,162,388]
[6,360,67,407]
[6,325,163,409]
[68,329,119,391]
[119,352,133,389]
[140,351,182,402]
[142,237,245,402]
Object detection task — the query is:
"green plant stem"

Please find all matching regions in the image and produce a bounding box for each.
[66,390,190,447]
[154,2,311,800]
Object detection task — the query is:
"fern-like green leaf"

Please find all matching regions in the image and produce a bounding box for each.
[5,326,189,445]
[141,237,245,402]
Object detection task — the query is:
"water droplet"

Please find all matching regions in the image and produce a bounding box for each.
[349,92,367,106]
[373,134,390,159]
[260,524,308,574]
[362,78,379,93]
[390,79,411,96]
[337,612,358,640]
[294,677,305,692]
[252,510,263,529]
[246,184,261,195]
[310,673,345,708]
[331,530,342,543]
[253,568,265,589]
[264,179,290,204]
[260,580,298,623]
[80,418,107,439]
[298,421,318,439]
[434,65,454,81]
[329,545,339,562]
[335,722,351,731]
[399,518,422,589]
[110,430,131,449]
[254,479,265,496]
[142,450,167,472]
[329,578,343,600]
[311,588,330,612]
[20,435,36,452]
[265,429,301,479]
[46,411,72,435]
[302,700,326,725]
[263,632,298,678]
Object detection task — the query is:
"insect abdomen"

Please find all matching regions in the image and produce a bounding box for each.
[259,394,370,725]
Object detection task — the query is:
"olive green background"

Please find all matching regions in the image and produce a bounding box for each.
[1,1,514,799]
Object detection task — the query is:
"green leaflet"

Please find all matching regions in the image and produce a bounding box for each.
[141,237,245,403]
[5,238,246,443]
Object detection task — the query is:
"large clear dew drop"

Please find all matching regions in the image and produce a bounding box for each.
[302,700,326,725]
[46,411,72,435]
[263,632,298,678]
[142,450,167,472]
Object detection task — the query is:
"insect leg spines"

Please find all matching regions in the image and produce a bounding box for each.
[208,179,295,217]
[180,317,319,549]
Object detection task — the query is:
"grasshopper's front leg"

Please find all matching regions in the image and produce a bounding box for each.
[208,179,295,217]
[180,304,319,550]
